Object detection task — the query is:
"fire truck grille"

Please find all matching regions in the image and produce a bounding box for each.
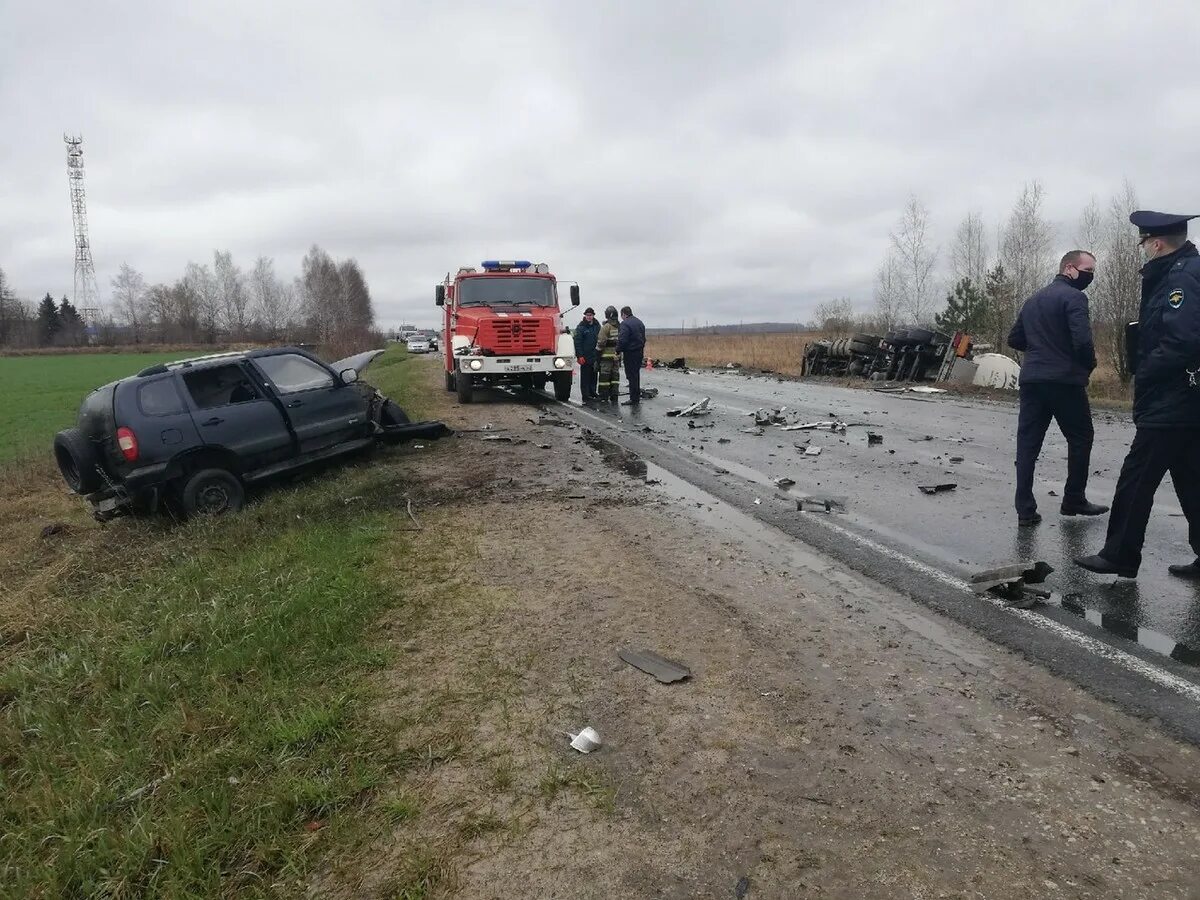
[485,319,551,354]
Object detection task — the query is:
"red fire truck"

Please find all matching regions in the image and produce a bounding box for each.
[435,260,580,403]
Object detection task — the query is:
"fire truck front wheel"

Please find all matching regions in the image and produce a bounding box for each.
[456,371,474,403]
[552,372,572,401]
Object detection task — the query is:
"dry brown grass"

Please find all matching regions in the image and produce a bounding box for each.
[646,331,1133,404]
[647,332,815,376]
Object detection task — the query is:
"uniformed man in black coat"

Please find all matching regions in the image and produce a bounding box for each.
[1008,250,1108,526]
[1076,211,1200,579]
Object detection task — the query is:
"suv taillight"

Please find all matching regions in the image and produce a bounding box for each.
[116,426,139,462]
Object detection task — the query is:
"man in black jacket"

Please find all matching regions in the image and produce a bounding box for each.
[573,307,600,402]
[1077,211,1200,579]
[1007,250,1108,526]
[617,305,646,406]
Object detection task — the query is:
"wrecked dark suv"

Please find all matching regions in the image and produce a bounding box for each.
[53,348,448,520]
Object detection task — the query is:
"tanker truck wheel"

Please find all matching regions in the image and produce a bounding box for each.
[552,372,572,401]
[456,370,474,403]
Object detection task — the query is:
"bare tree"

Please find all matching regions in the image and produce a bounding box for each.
[889,196,939,324]
[213,250,250,340]
[950,211,988,289]
[812,297,856,334]
[338,258,375,330]
[185,262,220,343]
[873,254,903,332]
[143,283,175,342]
[1089,181,1141,383]
[249,255,288,340]
[111,263,147,344]
[1000,181,1056,316]
[1076,197,1103,251]
[300,245,343,342]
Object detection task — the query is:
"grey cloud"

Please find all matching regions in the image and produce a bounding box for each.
[1,0,1194,330]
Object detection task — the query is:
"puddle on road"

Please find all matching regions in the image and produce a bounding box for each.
[1059,594,1200,666]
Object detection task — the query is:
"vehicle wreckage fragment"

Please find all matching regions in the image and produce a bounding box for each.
[666,397,712,417]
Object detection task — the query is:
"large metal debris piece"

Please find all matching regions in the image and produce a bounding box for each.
[781,420,846,432]
[618,648,692,683]
[666,397,712,417]
[917,482,956,494]
[796,495,846,512]
[969,560,1054,608]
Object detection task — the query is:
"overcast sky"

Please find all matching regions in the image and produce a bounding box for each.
[2,1,1196,329]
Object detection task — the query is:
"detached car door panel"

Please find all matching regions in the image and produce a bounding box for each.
[181,364,293,467]
[251,353,367,452]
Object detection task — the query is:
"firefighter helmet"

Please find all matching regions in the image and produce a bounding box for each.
[605,305,618,321]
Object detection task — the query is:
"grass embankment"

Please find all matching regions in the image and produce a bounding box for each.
[0,352,195,461]
[0,349,604,897]
[647,332,1134,404]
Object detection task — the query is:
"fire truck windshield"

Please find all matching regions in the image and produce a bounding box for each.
[458,277,556,307]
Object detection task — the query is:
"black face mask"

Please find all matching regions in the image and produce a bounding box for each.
[1068,270,1094,291]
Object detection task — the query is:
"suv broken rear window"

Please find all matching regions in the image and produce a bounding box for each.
[183,365,262,409]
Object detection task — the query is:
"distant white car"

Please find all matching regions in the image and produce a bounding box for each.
[406,337,432,354]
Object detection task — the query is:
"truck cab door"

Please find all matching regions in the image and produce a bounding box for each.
[251,353,368,453]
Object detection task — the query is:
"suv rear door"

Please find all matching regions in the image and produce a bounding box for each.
[250,353,368,452]
[180,363,294,468]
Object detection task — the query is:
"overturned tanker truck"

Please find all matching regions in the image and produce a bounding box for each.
[801,327,1019,389]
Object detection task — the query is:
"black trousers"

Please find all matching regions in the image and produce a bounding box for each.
[623,352,643,403]
[580,362,597,399]
[1101,428,1200,571]
[1014,382,1094,516]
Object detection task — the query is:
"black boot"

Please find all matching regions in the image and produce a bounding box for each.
[1061,500,1109,516]
[1168,559,1200,579]
[1074,554,1138,578]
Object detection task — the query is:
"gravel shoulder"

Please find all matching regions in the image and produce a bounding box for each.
[329,358,1200,899]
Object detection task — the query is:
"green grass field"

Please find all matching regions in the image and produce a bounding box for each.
[0,352,194,461]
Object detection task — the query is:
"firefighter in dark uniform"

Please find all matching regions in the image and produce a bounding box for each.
[1076,211,1200,579]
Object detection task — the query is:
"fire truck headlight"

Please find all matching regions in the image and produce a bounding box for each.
[468,358,484,371]
[553,357,568,369]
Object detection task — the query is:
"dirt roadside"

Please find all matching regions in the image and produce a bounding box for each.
[325,358,1200,899]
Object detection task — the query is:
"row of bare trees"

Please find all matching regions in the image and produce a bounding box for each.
[0,245,377,352]
[845,181,1144,383]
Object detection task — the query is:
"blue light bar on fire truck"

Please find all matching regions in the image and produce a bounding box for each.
[480,260,532,271]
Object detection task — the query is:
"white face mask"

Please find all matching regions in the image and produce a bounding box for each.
[1142,239,1158,262]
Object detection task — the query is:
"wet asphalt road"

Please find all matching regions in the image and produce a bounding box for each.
[580,369,1200,659]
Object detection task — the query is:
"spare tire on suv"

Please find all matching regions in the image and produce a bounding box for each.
[53,428,103,494]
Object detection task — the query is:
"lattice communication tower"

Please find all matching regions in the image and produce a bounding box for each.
[64,134,100,314]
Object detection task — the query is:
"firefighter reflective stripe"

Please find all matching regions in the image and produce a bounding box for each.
[596,321,620,398]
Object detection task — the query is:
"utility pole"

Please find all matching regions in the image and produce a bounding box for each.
[64,134,100,321]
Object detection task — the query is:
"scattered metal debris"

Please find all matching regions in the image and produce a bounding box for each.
[949,455,964,463]
[741,427,765,436]
[666,397,712,417]
[803,446,822,457]
[537,443,552,450]
[717,437,731,444]
[687,419,715,429]
[569,726,602,753]
[917,482,957,494]
[773,476,796,488]
[640,387,659,399]
[482,435,513,442]
[910,385,948,394]
[618,648,692,683]
[867,432,883,445]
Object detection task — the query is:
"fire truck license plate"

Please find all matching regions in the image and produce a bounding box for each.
[505,364,534,372]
